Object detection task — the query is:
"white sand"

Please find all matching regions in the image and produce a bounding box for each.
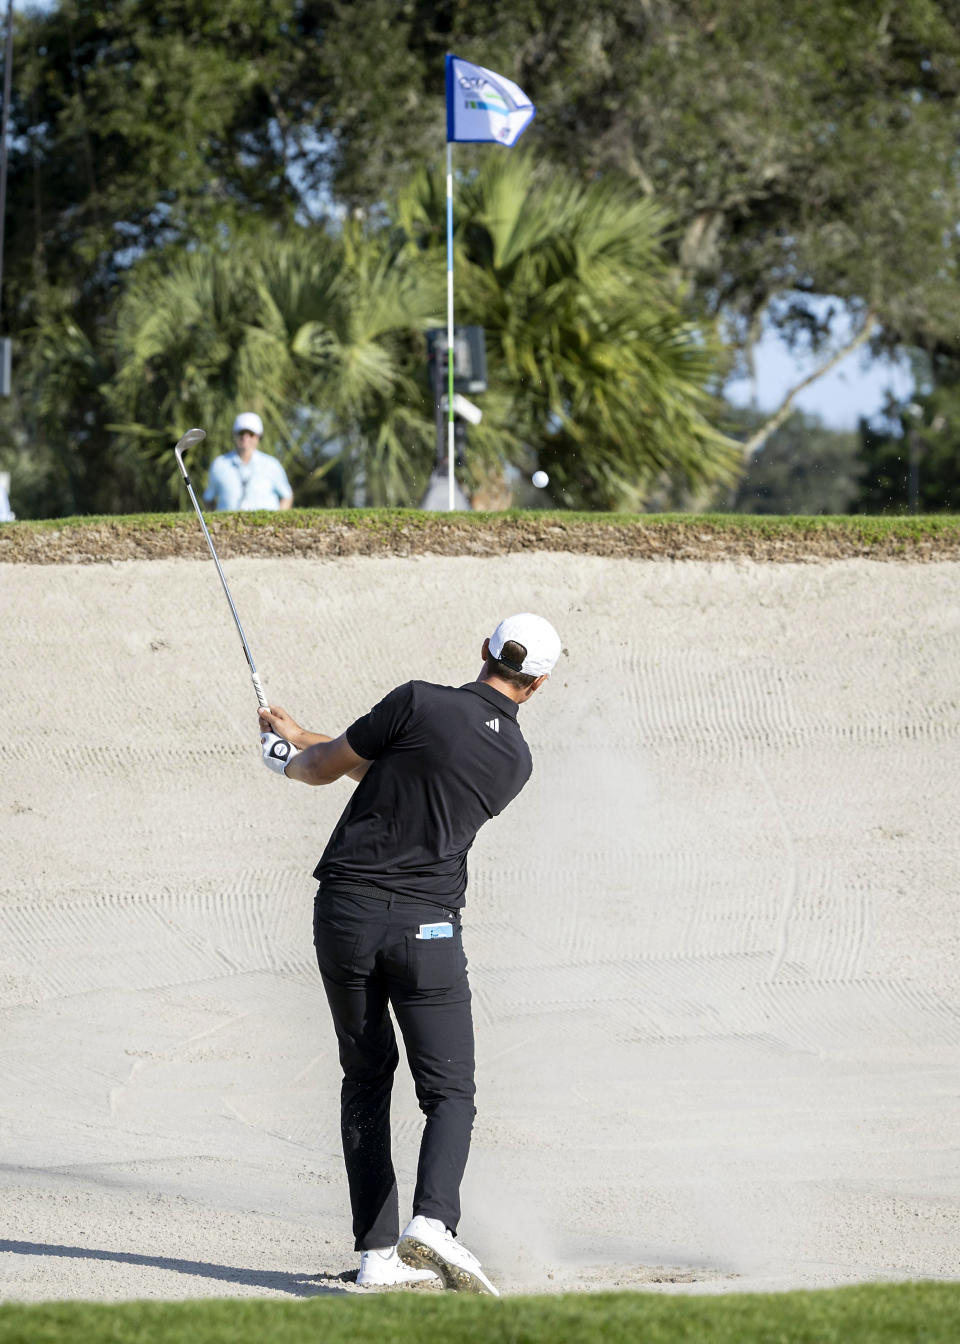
[1,553,959,1301]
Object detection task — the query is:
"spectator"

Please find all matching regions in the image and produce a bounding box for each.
[204,413,293,511]
[0,471,14,522]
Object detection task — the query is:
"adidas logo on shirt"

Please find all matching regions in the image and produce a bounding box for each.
[484,718,500,733]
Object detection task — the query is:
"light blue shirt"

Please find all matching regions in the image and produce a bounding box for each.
[203,450,293,511]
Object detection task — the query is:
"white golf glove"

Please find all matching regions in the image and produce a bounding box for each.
[261,731,300,776]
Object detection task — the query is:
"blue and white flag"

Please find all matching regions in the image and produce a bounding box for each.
[446,54,536,147]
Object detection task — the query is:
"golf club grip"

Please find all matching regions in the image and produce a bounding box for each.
[251,672,269,710]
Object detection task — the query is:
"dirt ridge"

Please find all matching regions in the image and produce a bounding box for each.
[3,513,959,564]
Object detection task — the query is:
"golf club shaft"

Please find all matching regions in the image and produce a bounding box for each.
[174,432,269,711]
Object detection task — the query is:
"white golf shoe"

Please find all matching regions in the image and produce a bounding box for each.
[356,1245,438,1288]
[398,1215,500,1296]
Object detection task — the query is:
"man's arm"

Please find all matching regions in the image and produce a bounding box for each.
[286,732,370,785]
[272,458,294,511]
[259,706,371,783]
[203,457,221,508]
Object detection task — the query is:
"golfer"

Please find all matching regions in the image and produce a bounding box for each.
[204,412,293,511]
[258,613,562,1295]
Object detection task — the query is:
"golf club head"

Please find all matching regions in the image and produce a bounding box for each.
[174,427,206,478]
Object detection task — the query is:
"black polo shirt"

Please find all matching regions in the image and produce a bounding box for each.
[313,680,533,907]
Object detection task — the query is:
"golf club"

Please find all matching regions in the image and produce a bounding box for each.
[173,427,269,711]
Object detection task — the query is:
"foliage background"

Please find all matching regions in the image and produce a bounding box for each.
[1,0,959,517]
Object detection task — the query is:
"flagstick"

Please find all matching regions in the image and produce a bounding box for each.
[446,139,456,511]
[443,53,534,509]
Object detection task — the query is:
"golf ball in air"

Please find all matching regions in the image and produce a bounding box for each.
[532,470,549,488]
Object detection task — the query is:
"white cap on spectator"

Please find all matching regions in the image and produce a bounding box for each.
[489,613,562,676]
[233,412,264,436]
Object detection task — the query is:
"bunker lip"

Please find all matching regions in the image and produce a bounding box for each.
[2,512,960,564]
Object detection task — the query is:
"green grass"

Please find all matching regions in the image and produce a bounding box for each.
[0,1284,958,1344]
[6,507,960,539]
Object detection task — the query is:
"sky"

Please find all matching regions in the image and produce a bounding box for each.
[725,324,916,432]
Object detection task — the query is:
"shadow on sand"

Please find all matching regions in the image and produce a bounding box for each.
[0,1238,353,1297]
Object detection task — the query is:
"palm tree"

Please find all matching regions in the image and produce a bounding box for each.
[109,223,443,507]
[109,154,735,512]
[394,150,738,509]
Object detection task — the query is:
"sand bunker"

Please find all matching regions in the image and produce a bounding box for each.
[1,553,958,1300]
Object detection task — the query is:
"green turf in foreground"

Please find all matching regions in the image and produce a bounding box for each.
[0,1283,957,1344]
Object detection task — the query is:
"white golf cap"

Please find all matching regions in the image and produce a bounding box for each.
[233,411,263,436]
[489,613,562,677]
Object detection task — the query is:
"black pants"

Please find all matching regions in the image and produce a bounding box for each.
[313,885,476,1251]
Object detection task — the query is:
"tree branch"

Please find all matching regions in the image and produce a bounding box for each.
[741,309,878,458]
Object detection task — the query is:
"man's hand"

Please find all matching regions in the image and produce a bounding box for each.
[261,731,300,776]
[259,704,305,749]
[255,706,372,785]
